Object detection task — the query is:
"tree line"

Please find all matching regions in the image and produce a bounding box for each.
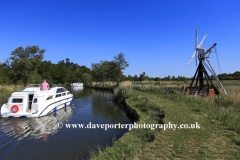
[217,72,240,80]
[0,46,91,86]
[125,72,240,82]
[0,46,238,86]
[124,73,190,82]
[91,52,129,86]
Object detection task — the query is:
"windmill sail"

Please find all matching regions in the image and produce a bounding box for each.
[187,32,207,66]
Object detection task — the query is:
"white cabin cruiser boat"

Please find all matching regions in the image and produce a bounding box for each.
[0,84,73,118]
[70,82,83,87]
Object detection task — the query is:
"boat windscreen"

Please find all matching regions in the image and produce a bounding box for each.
[49,84,56,88]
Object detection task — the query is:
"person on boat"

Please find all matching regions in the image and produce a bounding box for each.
[41,79,49,90]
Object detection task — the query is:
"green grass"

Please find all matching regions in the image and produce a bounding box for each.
[90,92,164,159]
[136,91,240,159]
[89,85,240,159]
[131,90,240,159]
[133,86,240,134]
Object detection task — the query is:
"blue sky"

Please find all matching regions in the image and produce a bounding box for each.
[0,0,239,78]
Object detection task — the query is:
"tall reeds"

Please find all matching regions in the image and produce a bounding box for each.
[0,85,24,97]
[113,82,133,102]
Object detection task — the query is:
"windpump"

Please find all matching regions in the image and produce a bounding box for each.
[186,28,227,96]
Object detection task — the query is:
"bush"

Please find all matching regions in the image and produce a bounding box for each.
[155,81,161,85]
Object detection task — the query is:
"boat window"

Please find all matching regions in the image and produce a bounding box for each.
[62,93,66,96]
[12,99,23,103]
[33,98,38,103]
[56,88,65,93]
[46,96,53,100]
[56,94,61,98]
[67,92,70,95]
[49,84,56,88]
[64,88,67,92]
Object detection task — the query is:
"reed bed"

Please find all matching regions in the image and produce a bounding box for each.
[0,85,25,97]
[120,81,132,86]
[113,84,133,102]
[91,81,117,86]
[133,84,184,91]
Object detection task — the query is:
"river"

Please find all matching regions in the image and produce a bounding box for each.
[0,87,132,160]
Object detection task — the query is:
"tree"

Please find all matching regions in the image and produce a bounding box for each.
[127,75,134,81]
[0,59,13,84]
[182,76,189,83]
[91,62,101,83]
[133,74,138,82]
[154,77,161,81]
[114,52,129,70]
[112,52,129,85]
[10,46,46,85]
[82,73,92,86]
[91,52,129,86]
[54,58,84,85]
[57,61,71,85]
[99,60,110,87]
[91,61,110,86]
[121,75,127,81]
[27,71,43,84]
[167,75,171,81]
[139,72,146,81]
[38,60,53,84]
[143,75,149,81]
[1,49,94,85]
[107,60,122,85]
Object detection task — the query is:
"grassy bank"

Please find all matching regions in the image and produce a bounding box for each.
[133,85,240,134]
[132,80,240,86]
[90,86,164,159]
[89,84,240,159]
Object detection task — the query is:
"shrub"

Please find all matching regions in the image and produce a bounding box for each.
[155,81,161,85]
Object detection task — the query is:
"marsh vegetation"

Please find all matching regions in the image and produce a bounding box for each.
[90,80,240,159]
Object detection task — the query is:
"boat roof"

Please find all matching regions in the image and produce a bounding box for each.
[19,84,67,93]
[26,84,57,88]
[9,84,71,98]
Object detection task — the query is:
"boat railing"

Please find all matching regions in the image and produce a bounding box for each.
[24,84,57,92]
[26,84,42,88]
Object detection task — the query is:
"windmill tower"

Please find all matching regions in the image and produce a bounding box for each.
[186,28,227,97]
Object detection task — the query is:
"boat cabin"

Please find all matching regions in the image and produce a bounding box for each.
[5,84,70,114]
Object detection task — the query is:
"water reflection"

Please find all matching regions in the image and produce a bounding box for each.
[0,106,73,142]
[71,86,83,94]
[91,91,127,123]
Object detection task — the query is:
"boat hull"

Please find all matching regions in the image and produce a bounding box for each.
[1,96,73,118]
[70,82,83,87]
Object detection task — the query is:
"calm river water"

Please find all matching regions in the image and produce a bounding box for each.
[0,87,132,160]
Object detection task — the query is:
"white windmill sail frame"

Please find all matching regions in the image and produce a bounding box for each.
[187,31,207,66]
